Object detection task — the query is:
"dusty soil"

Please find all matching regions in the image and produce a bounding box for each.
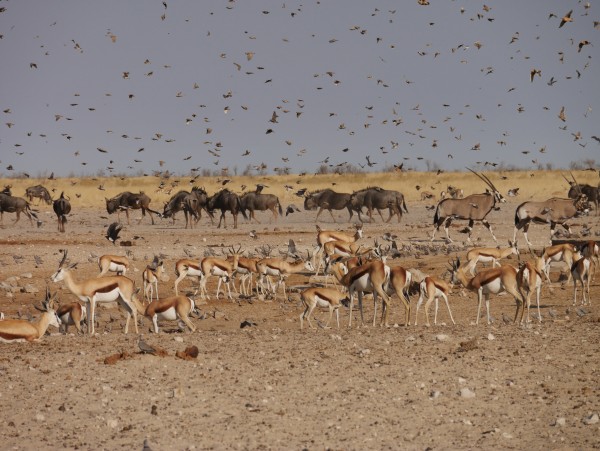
[0,197,599,450]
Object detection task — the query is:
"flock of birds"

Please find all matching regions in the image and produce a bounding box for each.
[0,2,598,179]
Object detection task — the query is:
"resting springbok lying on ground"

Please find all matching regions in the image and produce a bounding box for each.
[134,295,196,333]
[51,250,139,335]
[0,289,60,342]
[299,287,349,330]
[98,254,130,276]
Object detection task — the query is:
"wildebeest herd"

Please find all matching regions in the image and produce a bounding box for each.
[0,171,598,342]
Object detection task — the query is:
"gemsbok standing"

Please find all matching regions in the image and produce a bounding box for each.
[431,169,506,243]
[50,250,139,335]
[513,195,589,246]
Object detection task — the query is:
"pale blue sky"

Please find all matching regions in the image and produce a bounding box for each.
[1,1,598,177]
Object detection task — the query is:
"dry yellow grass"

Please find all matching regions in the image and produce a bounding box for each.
[0,169,595,209]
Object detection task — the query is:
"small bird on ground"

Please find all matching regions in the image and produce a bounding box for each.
[138,336,157,354]
[249,230,258,239]
[285,204,300,216]
[106,222,122,245]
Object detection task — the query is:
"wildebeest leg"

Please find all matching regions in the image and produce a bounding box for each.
[233,212,238,229]
[481,219,498,243]
[315,207,324,222]
[125,209,131,226]
[560,222,572,237]
[251,210,261,224]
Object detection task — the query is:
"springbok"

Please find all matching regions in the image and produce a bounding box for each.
[256,255,315,300]
[330,259,391,327]
[98,254,130,276]
[387,265,413,326]
[173,258,203,296]
[431,169,505,243]
[315,224,363,274]
[516,257,544,323]
[299,287,349,330]
[227,255,260,296]
[56,300,86,334]
[539,243,580,284]
[463,240,519,275]
[449,257,524,325]
[414,276,455,327]
[142,256,166,302]
[571,256,594,306]
[198,246,242,300]
[513,195,589,246]
[0,289,60,342]
[134,295,196,333]
[50,250,139,335]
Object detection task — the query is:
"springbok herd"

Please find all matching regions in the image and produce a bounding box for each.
[0,218,598,342]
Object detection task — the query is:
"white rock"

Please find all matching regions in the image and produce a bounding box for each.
[487,333,495,340]
[553,417,566,427]
[435,334,449,342]
[174,336,184,343]
[583,413,599,425]
[459,388,476,398]
[458,377,467,384]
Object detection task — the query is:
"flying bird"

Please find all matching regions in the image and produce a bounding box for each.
[106,222,123,245]
[558,9,572,28]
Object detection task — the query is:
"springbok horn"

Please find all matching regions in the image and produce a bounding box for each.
[58,249,68,268]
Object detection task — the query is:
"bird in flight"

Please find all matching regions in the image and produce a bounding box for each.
[559,10,573,28]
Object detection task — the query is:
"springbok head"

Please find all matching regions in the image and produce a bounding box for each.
[34,287,61,328]
[50,250,77,282]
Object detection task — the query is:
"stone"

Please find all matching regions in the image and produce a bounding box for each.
[460,388,476,398]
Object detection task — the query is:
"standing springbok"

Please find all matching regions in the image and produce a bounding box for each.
[173,258,203,296]
[198,246,242,300]
[513,195,589,246]
[314,224,363,274]
[134,295,196,333]
[330,259,391,327]
[0,289,60,342]
[571,256,594,306]
[56,300,86,334]
[53,192,71,233]
[539,243,580,284]
[516,257,544,323]
[299,287,349,330]
[387,265,413,326]
[98,254,130,276]
[256,255,315,300]
[414,276,455,327]
[142,256,166,302]
[449,257,524,325]
[431,169,506,243]
[227,255,260,296]
[463,240,519,275]
[50,250,139,335]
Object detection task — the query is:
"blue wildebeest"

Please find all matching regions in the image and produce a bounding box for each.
[513,195,589,246]
[0,186,40,226]
[303,189,355,222]
[207,189,247,229]
[25,185,52,205]
[162,188,213,228]
[105,191,158,225]
[431,169,505,243]
[349,187,408,223]
[240,191,283,223]
[53,192,71,233]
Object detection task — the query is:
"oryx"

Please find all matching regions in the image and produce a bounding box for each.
[431,169,505,243]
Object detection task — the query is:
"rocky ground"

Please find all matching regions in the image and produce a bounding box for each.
[0,198,598,450]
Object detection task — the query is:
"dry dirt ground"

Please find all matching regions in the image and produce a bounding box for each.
[0,197,599,450]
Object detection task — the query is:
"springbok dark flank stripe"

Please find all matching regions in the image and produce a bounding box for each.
[95,283,119,294]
